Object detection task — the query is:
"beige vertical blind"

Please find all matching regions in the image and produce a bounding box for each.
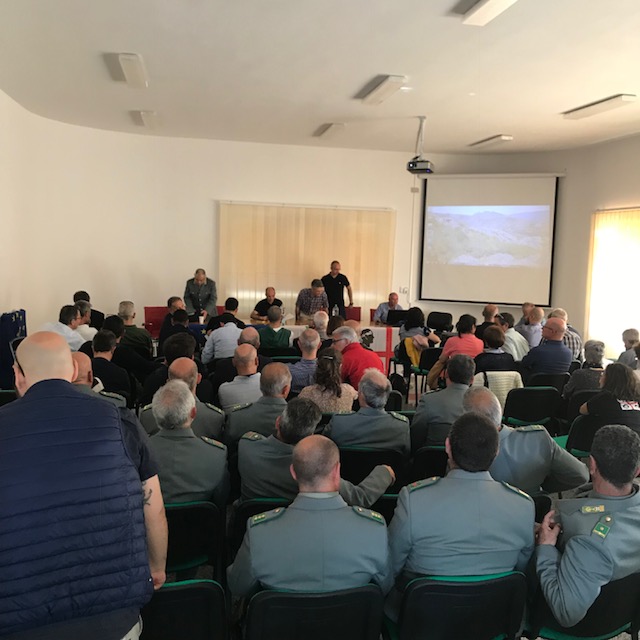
[218,202,396,322]
[588,208,640,358]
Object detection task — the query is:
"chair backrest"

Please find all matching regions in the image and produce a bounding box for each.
[230,498,292,558]
[338,447,409,491]
[503,387,560,428]
[369,308,376,323]
[345,306,361,322]
[532,494,552,523]
[385,390,403,411]
[566,389,600,423]
[568,360,582,373]
[0,389,17,407]
[528,372,571,393]
[258,346,299,359]
[417,347,443,372]
[427,311,453,334]
[528,572,640,639]
[245,584,383,640]
[410,446,448,481]
[369,493,398,525]
[140,579,226,640]
[144,306,167,339]
[565,414,608,457]
[165,502,224,581]
[397,572,526,640]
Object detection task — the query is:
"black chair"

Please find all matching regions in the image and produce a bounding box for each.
[385,390,403,411]
[426,311,453,334]
[338,447,409,492]
[411,348,443,406]
[141,579,227,640]
[370,493,399,525]
[565,389,600,423]
[165,502,225,582]
[565,414,608,457]
[532,494,552,523]
[0,389,17,407]
[245,584,383,640]
[230,498,291,559]
[410,446,448,481]
[525,572,640,640]
[528,372,571,394]
[503,387,561,434]
[568,360,582,374]
[388,572,526,640]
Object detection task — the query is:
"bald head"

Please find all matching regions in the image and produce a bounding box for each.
[233,344,258,375]
[239,327,260,349]
[260,363,292,398]
[298,328,321,357]
[543,317,566,341]
[483,304,499,321]
[14,332,76,395]
[72,352,93,386]
[291,435,340,492]
[168,357,199,393]
[529,307,545,324]
[344,319,361,333]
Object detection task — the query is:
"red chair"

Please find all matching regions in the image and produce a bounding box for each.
[370,309,376,323]
[345,306,361,322]
[216,305,224,316]
[144,306,167,339]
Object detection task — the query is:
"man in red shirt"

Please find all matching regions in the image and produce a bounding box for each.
[331,326,383,390]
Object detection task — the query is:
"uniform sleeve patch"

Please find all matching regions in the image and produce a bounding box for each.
[201,436,226,450]
[501,482,532,500]
[204,402,224,415]
[408,477,440,492]
[352,506,386,524]
[249,507,286,527]
[241,431,263,441]
[389,411,409,423]
[518,425,546,432]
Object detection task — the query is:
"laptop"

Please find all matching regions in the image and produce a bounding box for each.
[386,310,409,327]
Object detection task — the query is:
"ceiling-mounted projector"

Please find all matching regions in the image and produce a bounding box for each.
[407,156,434,175]
[407,116,433,176]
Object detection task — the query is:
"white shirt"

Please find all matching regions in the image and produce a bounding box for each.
[503,327,531,361]
[39,321,85,351]
[76,324,97,343]
[202,323,243,364]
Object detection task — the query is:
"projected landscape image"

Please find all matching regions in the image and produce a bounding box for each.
[425,205,551,268]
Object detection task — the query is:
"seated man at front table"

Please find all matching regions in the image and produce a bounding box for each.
[326,368,410,455]
[373,292,403,325]
[463,386,589,495]
[386,412,535,620]
[259,306,292,350]
[228,434,392,598]
[296,279,329,325]
[238,398,395,506]
[331,325,384,390]
[535,425,640,627]
[250,287,283,323]
[411,354,475,451]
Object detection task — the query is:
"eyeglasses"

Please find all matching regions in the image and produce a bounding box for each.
[332,338,347,344]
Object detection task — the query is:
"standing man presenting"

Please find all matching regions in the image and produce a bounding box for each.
[184,268,217,322]
[322,261,353,319]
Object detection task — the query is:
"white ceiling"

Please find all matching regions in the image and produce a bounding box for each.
[1,0,640,154]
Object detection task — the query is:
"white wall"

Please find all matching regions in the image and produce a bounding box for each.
[2,87,640,340]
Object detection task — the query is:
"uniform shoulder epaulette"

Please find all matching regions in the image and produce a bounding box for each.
[408,477,440,492]
[140,403,152,412]
[501,482,532,500]
[389,411,409,423]
[248,506,286,527]
[201,436,226,450]
[352,506,385,524]
[100,391,124,400]
[203,402,224,415]
[592,514,613,540]
[517,425,545,433]
[241,431,264,441]
[229,403,252,413]
[333,411,355,418]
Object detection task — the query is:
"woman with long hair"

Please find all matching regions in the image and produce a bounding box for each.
[298,347,357,413]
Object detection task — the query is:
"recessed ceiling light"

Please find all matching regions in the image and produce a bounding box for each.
[562,94,636,120]
[361,75,407,105]
[314,123,346,139]
[468,134,514,148]
[131,110,160,129]
[463,0,519,27]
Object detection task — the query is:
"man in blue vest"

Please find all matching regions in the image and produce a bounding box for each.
[0,332,167,640]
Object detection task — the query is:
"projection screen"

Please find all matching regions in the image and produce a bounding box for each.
[419,174,558,306]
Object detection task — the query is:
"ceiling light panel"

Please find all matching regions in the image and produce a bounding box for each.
[315,123,346,138]
[468,134,514,148]
[462,0,519,26]
[562,94,636,120]
[361,75,407,105]
[118,53,149,88]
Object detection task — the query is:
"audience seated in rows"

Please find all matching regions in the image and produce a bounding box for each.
[475,303,500,342]
[206,297,246,333]
[73,290,104,329]
[161,308,205,351]
[474,325,516,373]
[618,327,639,368]
[519,317,572,383]
[74,299,97,343]
[495,311,530,360]
[118,300,154,359]
[326,368,410,455]
[331,325,384,390]
[541,308,583,362]
[91,329,131,400]
[259,306,292,350]
[237,398,394,505]
[562,339,606,401]
[71,351,126,408]
[287,328,319,393]
[149,379,229,509]
[158,295,186,354]
[140,357,224,439]
[298,347,357,413]
[40,304,85,352]
[515,305,545,348]
[202,312,243,365]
